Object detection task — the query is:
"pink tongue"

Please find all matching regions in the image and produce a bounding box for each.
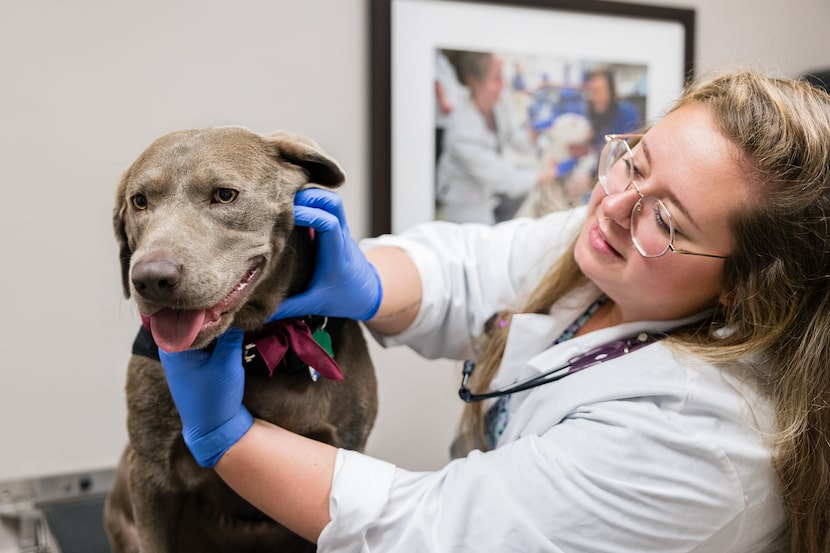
[145,309,207,353]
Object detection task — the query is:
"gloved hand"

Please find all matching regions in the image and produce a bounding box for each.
[269,188,383,321]
[158,328,254,468]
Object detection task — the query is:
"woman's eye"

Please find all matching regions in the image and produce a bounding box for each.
[630,161,644,180]
[212,188,238,204]
[654,208,671,234]
[620,157,642,180]
[131,194,148,210]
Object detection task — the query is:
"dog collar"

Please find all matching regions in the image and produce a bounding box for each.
[243,317,343,382]
[131,315,343,382]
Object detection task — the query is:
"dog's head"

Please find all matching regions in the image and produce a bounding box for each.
[113,127,344,352]
[544,112,593,163]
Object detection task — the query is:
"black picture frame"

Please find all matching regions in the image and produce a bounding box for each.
[369,0,696,235]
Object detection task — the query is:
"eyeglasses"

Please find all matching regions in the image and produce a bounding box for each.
[597,134,727,259]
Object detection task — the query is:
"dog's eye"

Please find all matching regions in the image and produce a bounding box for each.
[131,194,148,210]
[212,188,238,204]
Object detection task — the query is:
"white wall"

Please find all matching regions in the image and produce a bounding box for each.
[1,0,829,485]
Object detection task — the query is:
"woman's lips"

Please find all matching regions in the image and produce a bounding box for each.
[588,222,622,257]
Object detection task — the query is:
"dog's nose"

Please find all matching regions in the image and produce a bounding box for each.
[131,260,182,301]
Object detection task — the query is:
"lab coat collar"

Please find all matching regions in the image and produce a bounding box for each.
[493,283,712,391]
[525,312,707,375]
[493,283,599,390]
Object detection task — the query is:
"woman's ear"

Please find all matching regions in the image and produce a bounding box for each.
[718,287,733,306]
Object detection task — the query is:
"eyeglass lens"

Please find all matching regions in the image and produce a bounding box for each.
[631,197,673,257]
[598,138,674,258]
[598,139,632,195]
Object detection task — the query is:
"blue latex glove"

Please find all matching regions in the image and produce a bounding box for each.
[269,188,383,321]
[158,328,254,468]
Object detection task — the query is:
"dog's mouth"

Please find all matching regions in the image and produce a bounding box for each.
[141,257,266,353]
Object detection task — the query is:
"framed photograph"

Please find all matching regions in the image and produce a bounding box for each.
[370,0,695,235]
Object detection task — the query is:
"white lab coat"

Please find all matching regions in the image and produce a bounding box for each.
[437,93,539,224]
[318,207,786,552]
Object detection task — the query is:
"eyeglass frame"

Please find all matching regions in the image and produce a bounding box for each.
[598,133,727,259]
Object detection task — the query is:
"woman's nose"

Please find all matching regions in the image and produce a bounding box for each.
[600,188,639,228]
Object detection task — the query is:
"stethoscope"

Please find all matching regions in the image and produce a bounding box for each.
[458,331,661,403]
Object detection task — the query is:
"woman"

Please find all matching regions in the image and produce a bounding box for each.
[159,72,830,551]
[584,67,642,153]
[436,50,557,224]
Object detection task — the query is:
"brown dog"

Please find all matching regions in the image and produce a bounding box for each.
[105,127,378,552]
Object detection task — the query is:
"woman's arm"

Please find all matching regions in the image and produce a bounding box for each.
[215,419,337,543]
[363,246,422,336]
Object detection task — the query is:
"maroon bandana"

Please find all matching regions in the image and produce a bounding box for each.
[248,319,344,382]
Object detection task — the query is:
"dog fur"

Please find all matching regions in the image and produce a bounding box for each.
[104,127,378,552]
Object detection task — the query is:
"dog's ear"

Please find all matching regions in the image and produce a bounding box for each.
[113,169,132,299]
[266,131,345,189]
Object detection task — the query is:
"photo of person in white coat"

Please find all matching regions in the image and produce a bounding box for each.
[436,50,557,224]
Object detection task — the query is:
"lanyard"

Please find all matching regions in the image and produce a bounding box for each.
[458,332,662,403]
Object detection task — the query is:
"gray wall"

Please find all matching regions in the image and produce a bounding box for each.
[1,0,829,486]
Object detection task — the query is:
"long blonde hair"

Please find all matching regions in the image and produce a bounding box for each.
[460,71,830,552]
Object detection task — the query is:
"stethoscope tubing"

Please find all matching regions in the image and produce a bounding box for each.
[458,332,660,403]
